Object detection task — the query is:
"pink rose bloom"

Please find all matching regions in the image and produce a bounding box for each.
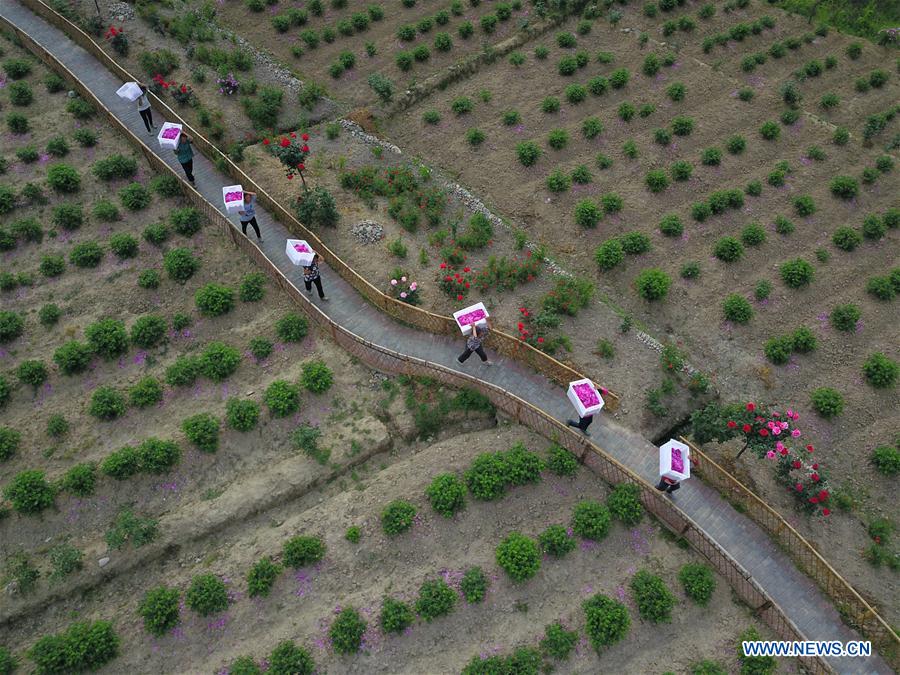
[409,282,417,291]
[772,427,781,435]
[786,408,793,417]
[775,441,785,452]
[401,276,407,282]
[766,451,776,459]
[767,421,775,429]
[780,421,789,429]
[400,292,407,298]
[390,279,398,286]
[773,411,781,418]
[791,429,801,438]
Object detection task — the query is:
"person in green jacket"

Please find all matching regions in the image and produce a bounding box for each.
[174,132,194,184]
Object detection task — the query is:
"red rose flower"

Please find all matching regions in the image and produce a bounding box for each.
[263,138,270,145]
[874,535,881,544]
[806,444,814,452]
[287,174,293,179]
[440,263,447,269]
[537,337,544,343]
[811,473,819,482]
[301,145,309,152]
[746,402,756,412]
[464,282,470,288]
[280,138,290,148]
[290,132,296,138]
[795,483,803,492]
[302,133,309,141]
[742,424,751,433]
[298,163,305,171]
[780,448,788,456]
[727,421,737,429]
[811,463,818,470]
[181,85,187,93]
[456,294,463,301]
[792,461,801,469]
[818,490,828,501]
[822,508,830,516]
[517,323,524,330]
[758,428,769,437]
[810,497,818,504]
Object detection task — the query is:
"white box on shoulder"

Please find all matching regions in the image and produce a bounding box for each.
[223,185,244,214]
[566,379,604,417]
[286,239,315,266]
[453,302,489,336]
[157,122,182,150]
[116,81,142,101]
[659,439,691,482]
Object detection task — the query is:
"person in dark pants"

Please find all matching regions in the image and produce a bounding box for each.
[457,321,492,366]
[655,476,681,495]
[174,132,195,184]
[303,253,328,301]
[136,84,155,133]
[566,414,593,436]
[237,191,261,242]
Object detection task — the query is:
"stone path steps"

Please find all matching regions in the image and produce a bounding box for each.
[0,4,889,672]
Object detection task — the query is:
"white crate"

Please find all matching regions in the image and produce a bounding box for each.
[157,122,182,150]
[223,185,244,214]
[116,81,142,101]
[452,302,489,336]
[286,239,315,267]
[659,440,691,481]
[566,379,604,417]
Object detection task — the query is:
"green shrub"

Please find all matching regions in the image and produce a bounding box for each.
[226,397,259,431]
[722,294,753,324]
[830,175,859,200]
[150,174,181,197]
[863,353,898,388]
[45,163,81,193]
[460,566,488,603]
[66,98,95,119]
[129,315,167,349]
[607,483,643,525]
[186,574,228,616]
[92,154,137,181]
[239,272,266,302]
[165,355,201,387]
[88,386,126,420]
[830,304,860,332]
[415,578,457,620]
[426,473,466,517]
[265,380,300,417]
[182,413,220,452]
[6,113,29,134]
[764,336,792,365]
[832,227,861,252]
[678,563,715,605]
[28,621,119,673]
[630,569,675,622]
[195,283,235,316]
[738,627,776,674]
[862,215,886,240]
[86,318,128,359]
[867,276,895,300]
[128,376,163,408]
[171,207,203,236]
[247,557,282,598]
[16,359,47,389]
[162,247,199,283]
[105,507,158,549]
[547,128,569,150]
[572,500,610,540]
[69,241,104,268]
[268,641,314,675]
[0,647,16,674]
[53,202,84,230]
[546,168,571,193]
[57,463,94,499]
[539,621,578,660]
[645,169,669,192]
[575,200,602,228]
[635,268,671,302]
[53,340,91,375]
[345,525,361,543]
[143,222,169,245]
[496,531,541,581]
[40,254,66,278]
[741,223,766,246]
[276,313,309,342]
[330,607,366,654]
[872,445,900,476]
[4,469,55,514]
[3,58,32,79]
[139,586,181,636]
[300,360,333,393]
[465,452,508,500]
[101,446,140,480]
[382,499,417,534]
[46,413,69,439]
[282,535,325,568]
[791,326,816,353]
[118,183,151,210]
[793,195,815,217]
[137,437,180,473]
[249,337,273,361]
[810,387,843,418]
[380,597,414,633]
[780,258,814,288]
[0,426,21,462]
[539,524,576,557]
[583,594,629,652]
[501,443,543,486]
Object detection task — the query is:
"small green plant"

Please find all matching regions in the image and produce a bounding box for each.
[4,469,55,514]
[239,272,266,302]
[630,569,675,623]
[583,594,630,652]
[88,386,127,420]
[130,315,167,348]
[547,444,578,476]
[330,607,366,654]
[810,387,844,418]
[226,397,259,431]
[635,268,671,302]
[139,586,181,636]
[182,413,220,452]
[780,259,814,288]
[282,535,325,568]
[247,557,282,598]
[416,578,457,620]
[872,445,900,476]
[863,352,898,388]
[268,641,314,674]
[105,508,158,549]
[186,574,229,616]
[60,463,96,499]
[345,525,361,543]
[276,313,309,342]
[541,621,578,660]
[382,499,417,534]
[426,473,466,517]
[830,304,860,332]
[607,483,643,525]
[679,563,715,605]
[538,524,576,557]
[380,597,414,633]
[571,500,610,540]
[722,294,753,324]
[496,531,541,581]
[129,376,163,408]
[460,566,487,603]
[265,380,300,418]
[301,360,333,393]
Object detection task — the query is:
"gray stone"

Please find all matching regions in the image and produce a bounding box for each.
[98,557,110,567]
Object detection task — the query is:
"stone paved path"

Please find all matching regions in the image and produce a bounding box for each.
[1,4,889,672]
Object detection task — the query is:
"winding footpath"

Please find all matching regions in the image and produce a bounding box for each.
[1,3,890,672]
